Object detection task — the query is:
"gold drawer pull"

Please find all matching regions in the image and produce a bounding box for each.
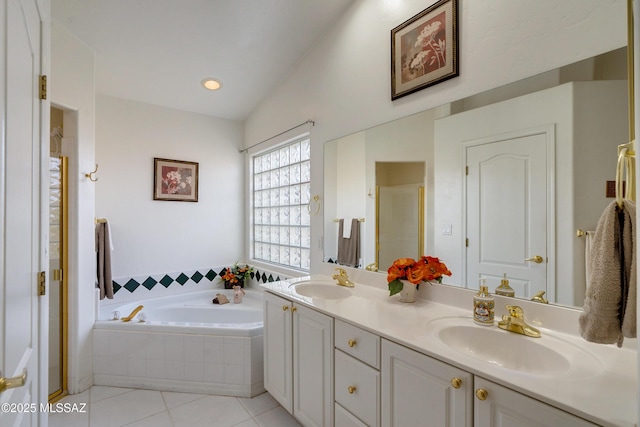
[291,307,297,313]
[348,339,357,348]
[451,377,462,389]
[282,305,289,311]
[476,388,488,401]
[348,385,356,394]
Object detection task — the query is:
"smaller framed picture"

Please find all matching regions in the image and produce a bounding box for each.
[391,0,458,100]
[153,158,199,202]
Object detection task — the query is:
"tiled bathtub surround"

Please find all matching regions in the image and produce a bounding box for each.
[108,266,288,304]
[93,328,264,397]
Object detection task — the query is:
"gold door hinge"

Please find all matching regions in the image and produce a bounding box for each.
[39,75,47,100]
[465,166,469,175]
[38,271,46,296]
[465,238,469,247]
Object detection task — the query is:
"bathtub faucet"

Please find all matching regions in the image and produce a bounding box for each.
[121,305,144,322]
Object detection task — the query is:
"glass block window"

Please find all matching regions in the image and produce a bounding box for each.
[253,137,311,271]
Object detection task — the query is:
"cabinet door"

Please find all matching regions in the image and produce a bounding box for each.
[263,292,293,412]
[293,303,334,427]
[474,377,599,427]
[382,339,472,427]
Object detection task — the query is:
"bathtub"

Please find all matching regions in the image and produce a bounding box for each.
[93,289,265,397]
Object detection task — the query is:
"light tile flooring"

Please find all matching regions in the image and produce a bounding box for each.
[49,386,301,427]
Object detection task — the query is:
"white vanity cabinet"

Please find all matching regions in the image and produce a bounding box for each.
[381,338,473,427]
[263,291,334,427]
[334,320,381,427]
[473,377,599,427]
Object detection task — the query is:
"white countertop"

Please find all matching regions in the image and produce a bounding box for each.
[260,275,638,427]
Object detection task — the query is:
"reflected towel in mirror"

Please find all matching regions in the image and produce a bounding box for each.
[337,218,360,267]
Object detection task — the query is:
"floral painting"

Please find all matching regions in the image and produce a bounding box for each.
[153,158,199,202]
[391,0,458,100]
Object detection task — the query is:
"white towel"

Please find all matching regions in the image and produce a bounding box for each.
[342,218,352,238]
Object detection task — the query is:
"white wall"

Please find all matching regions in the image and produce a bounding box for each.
[50,21,96,393]
[95,95,244,278]
[243,0,627,276]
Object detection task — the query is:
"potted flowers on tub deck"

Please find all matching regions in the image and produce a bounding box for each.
[387,256,451,303]
[220,262,253,289]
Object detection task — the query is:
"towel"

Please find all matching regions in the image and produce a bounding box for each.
[95,221,114,300]
[584,231,595,290]
[342,218,352,238]
[579,200,636,347]
[337,218,360,267]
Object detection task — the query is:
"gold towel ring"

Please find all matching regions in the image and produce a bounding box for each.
[307,194,320,216]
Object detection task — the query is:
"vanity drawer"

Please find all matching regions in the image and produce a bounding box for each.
[335,319,380,368]
[335,403,368,427]
[335,349,380,427]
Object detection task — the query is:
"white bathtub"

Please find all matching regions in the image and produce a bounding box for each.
[93,289,265,397]
[97,289,263,336]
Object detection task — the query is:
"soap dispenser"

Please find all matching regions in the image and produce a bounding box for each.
[473,278,495,326]
[495,273,515,297]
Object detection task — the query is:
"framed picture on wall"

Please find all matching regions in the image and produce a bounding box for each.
[153,158,199,202]
[391,0,459,100]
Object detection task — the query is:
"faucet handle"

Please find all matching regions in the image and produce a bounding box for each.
[505,305,524,319]
[530,290,548,304]
[334,267,347,276]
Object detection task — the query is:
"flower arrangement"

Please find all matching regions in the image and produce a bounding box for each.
[387,256,452,296]
[220,262,253,289]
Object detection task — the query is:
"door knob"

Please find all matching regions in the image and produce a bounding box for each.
[524,255,544,264]
[0,369,27,393]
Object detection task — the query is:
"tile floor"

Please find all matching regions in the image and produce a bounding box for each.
[49,386,301,427]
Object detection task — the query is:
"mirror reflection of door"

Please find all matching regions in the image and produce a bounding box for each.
[465,130,550,299]
[49,107,68,402]
[375,162,425,271]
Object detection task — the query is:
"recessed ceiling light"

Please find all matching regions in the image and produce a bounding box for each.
[201,78,222,91]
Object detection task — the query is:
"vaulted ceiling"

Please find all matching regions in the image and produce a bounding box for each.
[52,0,354,120]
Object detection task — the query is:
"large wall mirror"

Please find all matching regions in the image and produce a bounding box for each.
[324,44,630,309]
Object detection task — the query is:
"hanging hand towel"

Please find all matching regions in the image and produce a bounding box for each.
[337,218,360,267]
[579,201,636,346]
[96,220,114,300]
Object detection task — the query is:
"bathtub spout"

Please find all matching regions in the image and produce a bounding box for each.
[121,305,144,322]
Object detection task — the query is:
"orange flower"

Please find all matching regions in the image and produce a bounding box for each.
[387,256,452,296]
[387,264,405,283]
[406,262,428,284]
[393,258,416,269]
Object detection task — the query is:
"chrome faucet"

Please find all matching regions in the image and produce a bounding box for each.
[332,268,355,287]
[497,305,541,338]
[530,290,548,304]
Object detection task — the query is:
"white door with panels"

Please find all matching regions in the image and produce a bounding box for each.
[465,127,553,299]
[1,0,48,426]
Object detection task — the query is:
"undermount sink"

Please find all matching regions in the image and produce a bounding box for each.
[291,282,352,300]
[438,324,570,375]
